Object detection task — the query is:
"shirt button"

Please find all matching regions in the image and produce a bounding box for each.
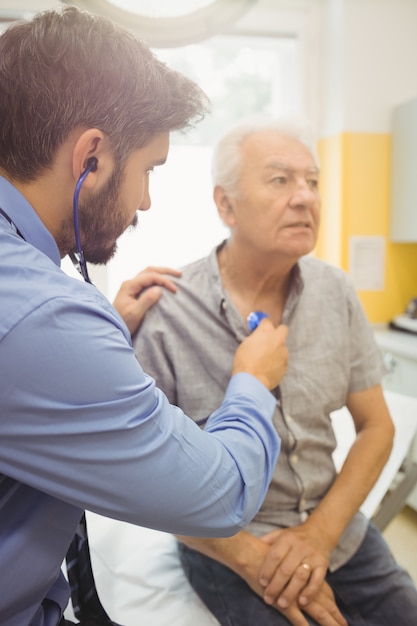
[300,511,308,522]
[286,414,292,422]
[291,453,298,463]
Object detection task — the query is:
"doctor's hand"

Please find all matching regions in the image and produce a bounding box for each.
[113,266,181,336]
[232,320,288,390]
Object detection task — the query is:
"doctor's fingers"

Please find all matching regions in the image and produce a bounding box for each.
[256,319,289,344]
[113,267,182,335]
[123,266,182,298]
[121,285,164,335]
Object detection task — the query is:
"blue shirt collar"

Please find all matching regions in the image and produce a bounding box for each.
[0,175,61,266]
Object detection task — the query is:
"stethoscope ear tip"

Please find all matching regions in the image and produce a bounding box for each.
[86,156,98,173]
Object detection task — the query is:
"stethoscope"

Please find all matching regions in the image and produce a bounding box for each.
[247,311,285,421]
[194,310,276,428]
[247,311,268,331]
[0,157,97,285]
[69,156,98,284]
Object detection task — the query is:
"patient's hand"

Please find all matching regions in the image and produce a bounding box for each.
[258,525,330,610]
[280,581,347,626]
[236,533,345,626]
[113,266,181,336]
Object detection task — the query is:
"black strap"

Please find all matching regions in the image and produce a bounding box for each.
[0,207,25,240]
[66,513,122,626]
[58,617,107,626]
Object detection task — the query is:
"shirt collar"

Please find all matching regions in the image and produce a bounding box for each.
[282,262,304,324]
[207,239,305,325]
[0,175,61,266]
[206,240,229,313]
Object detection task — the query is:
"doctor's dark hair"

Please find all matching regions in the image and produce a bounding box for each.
[0,6,209,182]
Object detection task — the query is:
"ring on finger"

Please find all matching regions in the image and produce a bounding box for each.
[301,562,311,571]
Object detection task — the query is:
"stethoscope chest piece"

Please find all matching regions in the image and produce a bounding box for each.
[247,311,268,332]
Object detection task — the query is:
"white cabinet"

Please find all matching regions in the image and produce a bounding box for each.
[374,327,417,509]
[390,97,417,242]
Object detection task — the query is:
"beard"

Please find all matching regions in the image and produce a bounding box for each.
[58,162,137,265]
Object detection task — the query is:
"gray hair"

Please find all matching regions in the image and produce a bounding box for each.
[211,115,319,195]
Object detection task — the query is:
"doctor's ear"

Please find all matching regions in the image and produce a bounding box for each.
[72,127,114,186]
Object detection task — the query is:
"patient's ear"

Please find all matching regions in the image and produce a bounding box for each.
[214,185,236,227]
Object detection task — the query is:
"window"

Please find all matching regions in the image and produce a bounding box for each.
[102,33,300,299]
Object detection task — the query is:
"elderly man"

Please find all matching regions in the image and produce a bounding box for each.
[132,118,417,625]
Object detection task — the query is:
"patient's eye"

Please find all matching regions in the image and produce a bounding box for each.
[307,177,319,190]
[271,175,288,185]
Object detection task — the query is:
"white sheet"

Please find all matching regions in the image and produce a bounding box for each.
[86,516,220,625]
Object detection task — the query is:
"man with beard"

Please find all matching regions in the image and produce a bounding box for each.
[0,8,289,626]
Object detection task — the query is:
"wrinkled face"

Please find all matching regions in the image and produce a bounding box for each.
[79,132,169,264]
[222,131,321,261]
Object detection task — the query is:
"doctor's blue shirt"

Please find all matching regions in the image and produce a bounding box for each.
[0,176,280,626]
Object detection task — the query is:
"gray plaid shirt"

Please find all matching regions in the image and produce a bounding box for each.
[134,242,384,571]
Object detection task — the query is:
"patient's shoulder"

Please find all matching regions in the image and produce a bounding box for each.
[299,255,350,285]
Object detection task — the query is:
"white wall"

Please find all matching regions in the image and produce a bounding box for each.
[235,0,417,137]
[321,0,417,136]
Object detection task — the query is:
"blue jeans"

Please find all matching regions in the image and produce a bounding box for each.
[178,522,417,625]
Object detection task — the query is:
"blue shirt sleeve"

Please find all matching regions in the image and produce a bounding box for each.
[0,292,280,537]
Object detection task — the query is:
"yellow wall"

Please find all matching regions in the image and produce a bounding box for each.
[317,133,417,323]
